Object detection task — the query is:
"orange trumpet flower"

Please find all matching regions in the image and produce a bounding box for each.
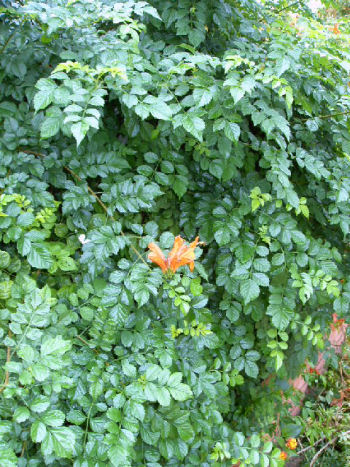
[148,236,201,273]
[330,23,340,34]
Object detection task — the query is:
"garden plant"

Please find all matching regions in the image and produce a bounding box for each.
[1,0,350,465]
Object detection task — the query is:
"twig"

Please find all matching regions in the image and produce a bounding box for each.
[75,335,99,354]
[20,441,27,457]
[0,28,16,55]
[19,148,149,267]
[83,403,93,449]
[64,166,149,266]
[276,1,301,14]
[296,436,324,455]
[0,331,12,394]
[301,110,350,122]
[64,166,111,214]
[310,430,350,467]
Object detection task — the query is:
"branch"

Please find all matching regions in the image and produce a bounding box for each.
[63,166,112,218]
[301,110,350,122]
[310,430,350,467]
[0,28,16,55]
[75,335,99,354]
[19,149,149,267]
[20,441,27,457]
[63,166,149,267]
[0,331,12,394]
[296,436,325,455]
[276,1,301,14]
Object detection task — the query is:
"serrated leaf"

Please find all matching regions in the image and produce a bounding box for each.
[182,114,205,141]
[31,421,47,442]
[13,407,30,423]
[34,91,53,111]
[41,335,71,356]
[240,279,260,304]
[71,121,89,146]
[27,243,53,269]
[245,360,259,378]
[149,100,173,120]
[47,427,75,458]
[168,383,192,401]
[42,410,65,427]
[224,122,240,142]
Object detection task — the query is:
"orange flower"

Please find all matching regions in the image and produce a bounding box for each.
[286,438,298,450]
[332,23,341,35]
[279,451,287,461]
[148,236,201,273]
[148,242,167,272]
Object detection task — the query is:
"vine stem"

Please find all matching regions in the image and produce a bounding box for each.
[0,331,12,394]
[0,29,16,55]
[295,436,325,455]
[309,430,350,466]
[20,441,27,457]
[75,335,99,354]
[276,0,301,14]
[301,110,350,121]
[83,403,93,449]
[19,149,149,267]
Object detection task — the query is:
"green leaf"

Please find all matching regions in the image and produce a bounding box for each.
[155,386,171,406]
[108,444,128,464]
[41,117,60,138]
[149,100,173,120]
[176,421,194,441]
[214,225,231,246]
[190,278,202,296]
[230,87,245,104]
[173,175,188,198]
[168,383,193,401]
[182,114,205,141]
[30,396,50,413]
[42,410,65,427]
[146,364,162,381]
[47,427,75,458]
[107,407,121,422]
[27,243,53,269]
[57,256,77,271]
[34,91,53,111]
[129,401,145,421]
[0,251,10,268]
[41,335,72,356]
[13,407,30,423]
[71,121,89,146]
[209,160,223,179]
[224,122,240,142]
[245,360,259,378]
[32,363,49,381]
[0,446,17,467]
[267,306,292,330]
[240,280,260,304]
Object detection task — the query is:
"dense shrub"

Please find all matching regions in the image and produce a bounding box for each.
[1,0,350,465]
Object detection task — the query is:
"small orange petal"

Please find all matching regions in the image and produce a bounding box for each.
[168,236,184,256]
[148,242,167,272]
[189,236,199,249]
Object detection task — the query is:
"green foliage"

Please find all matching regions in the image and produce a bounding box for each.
[1,0,350,465]
[296,344,350,465]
